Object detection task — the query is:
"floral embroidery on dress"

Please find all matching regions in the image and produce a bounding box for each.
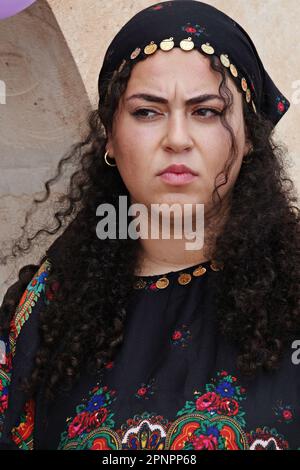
[135,378,156,400]
[171,324,192,348]
[0,353,10,436]
[118,412,172,450]
[273,400,294,424]
[9,259,51,356]
[246,427,289,450]
[59,384,117,450]
[11,399,35,450]
[57,369,295,450]
[0,259,51,444]
[1,259,297,451]
[173,370,247,450]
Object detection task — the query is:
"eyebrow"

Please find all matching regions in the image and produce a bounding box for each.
[126,93,223,105]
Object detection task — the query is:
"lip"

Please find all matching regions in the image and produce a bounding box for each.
[157,164,199,176]
[159,172,198,185]
[157,164,199,186]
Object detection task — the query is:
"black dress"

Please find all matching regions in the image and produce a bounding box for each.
[0,258,300,450]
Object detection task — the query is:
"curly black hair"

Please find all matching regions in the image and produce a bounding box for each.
[0,53,299,403]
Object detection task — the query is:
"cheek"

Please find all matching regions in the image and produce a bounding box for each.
[201,125,230,176]
[113,115,156,181]
[113,138,151,198]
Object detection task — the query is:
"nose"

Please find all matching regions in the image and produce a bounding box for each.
[162,112,194,154]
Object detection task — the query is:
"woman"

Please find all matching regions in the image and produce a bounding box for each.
[0,0,299,451]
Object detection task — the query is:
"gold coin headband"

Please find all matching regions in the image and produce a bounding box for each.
[128,37,257,114]
[98,1,290,127]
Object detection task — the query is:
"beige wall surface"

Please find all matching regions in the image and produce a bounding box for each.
[0,0,299,300]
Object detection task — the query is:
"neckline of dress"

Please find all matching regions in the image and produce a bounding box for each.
[133,259,223,291]
[134,259,212,279]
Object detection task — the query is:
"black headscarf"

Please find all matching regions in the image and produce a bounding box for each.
[98,0,290,127]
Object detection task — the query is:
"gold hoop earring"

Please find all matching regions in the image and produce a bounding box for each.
[104,151,117,167]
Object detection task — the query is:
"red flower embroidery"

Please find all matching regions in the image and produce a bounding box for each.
[185,27,197,33]
[68,411,90,438]
[0,394,8,413]
[172,331,182,341]
[196,392,221,412]
[283,410,293,421]
[137,387,147,397]
[88,408,108,428]
[220,371,228,376]
[190,433,218,450]
[11,399,35,445]
[218,398,239,416]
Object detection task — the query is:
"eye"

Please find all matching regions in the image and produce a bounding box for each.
[131,108,159,119]
[193,107,223,117]
[131,107,223,120]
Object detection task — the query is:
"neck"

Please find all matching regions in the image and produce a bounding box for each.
[135,211,226,277]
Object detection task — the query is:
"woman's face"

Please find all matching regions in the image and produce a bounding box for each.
[106,48,251,213]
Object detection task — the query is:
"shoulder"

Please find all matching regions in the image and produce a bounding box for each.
[0,258,52,443]
[8,258,52,358]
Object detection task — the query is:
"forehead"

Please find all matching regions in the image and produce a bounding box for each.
[124,48,239,98]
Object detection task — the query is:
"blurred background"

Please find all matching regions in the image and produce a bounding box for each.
[0,0,299,300]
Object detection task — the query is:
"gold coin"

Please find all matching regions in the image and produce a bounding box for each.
[133,279,147,289]
[241,77,248,92]
[144,41,158,55]
[193,266,207,277]
[210,261,220,271]
[130,47,141,60]
[220,54,230,67]
[246,88,251,103]
[230,64,238,77]
[178,273,192,285]
[179,37,195,51]
[156,277,169,289]
[201,42,215,54]
[160,37,175,51]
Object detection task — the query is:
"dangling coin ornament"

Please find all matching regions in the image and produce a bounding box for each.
[130,47,141,60]
[160,37,175,51]
[144,41,158,55]
[246,88,251,103]
[220,54,230,67]
[230,63,238,77]
[241,77,248,92]
[179,37,195,51]
[201,42,215,54]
